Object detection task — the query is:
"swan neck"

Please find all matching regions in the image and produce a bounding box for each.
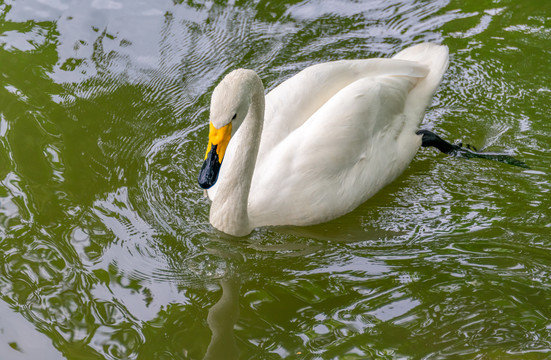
[210,74,264,236]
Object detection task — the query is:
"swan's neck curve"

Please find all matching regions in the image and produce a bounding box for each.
[210,72,265,236]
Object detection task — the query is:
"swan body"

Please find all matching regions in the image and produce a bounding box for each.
[199,43,449,236]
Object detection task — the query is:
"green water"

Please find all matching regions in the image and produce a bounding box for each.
[1,0,550,359]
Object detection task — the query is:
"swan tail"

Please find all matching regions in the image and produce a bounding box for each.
[393,43,449,123]
[416,129,529,168]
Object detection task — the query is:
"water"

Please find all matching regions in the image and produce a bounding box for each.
[0,0,550,358]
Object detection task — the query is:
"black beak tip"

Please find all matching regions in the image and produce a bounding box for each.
[198,145,221,189]
[198,167,216,189]
[198,181,214,189]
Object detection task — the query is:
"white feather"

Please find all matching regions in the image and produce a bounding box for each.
[205,43,449,236]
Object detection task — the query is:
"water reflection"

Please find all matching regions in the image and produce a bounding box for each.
[0,300,62,359]
[204,277,240,360]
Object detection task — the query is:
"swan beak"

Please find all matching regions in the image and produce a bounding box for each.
[198,122,232,189]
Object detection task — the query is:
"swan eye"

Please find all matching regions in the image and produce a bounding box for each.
[232,113,237,120]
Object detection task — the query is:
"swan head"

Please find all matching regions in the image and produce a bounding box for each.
[210,69,255,130]
[198,69,257,189]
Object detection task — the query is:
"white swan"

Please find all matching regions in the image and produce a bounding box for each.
[198,43,449,236]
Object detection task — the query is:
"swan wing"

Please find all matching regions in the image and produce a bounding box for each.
[248,44,449,227]
[248,73,421,227]
[259,58,429,159]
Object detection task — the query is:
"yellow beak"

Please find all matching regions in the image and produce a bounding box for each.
[204,122,232,161]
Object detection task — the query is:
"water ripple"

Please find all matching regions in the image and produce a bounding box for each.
[1,0,551,359]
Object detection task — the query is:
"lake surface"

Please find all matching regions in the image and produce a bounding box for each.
[1,0,550,359]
